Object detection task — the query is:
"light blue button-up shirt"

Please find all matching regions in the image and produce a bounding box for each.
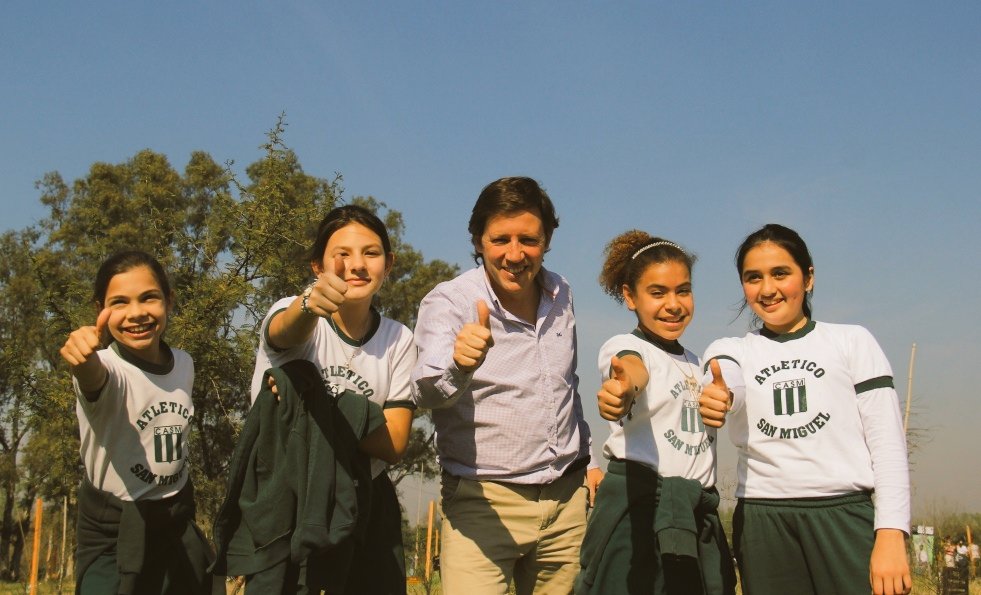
[412,266,592,484]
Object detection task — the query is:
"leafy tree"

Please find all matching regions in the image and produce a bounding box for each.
[10,118,453,553]
[0,229,49,579]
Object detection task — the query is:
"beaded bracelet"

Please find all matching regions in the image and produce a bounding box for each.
[300,282,316,315]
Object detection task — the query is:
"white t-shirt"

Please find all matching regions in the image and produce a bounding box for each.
[703,320,909,531]
[251,297,417,477]
[75,343,195,502]
[598,330,716,487]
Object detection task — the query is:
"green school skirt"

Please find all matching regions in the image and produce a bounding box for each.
[75,478,214,595]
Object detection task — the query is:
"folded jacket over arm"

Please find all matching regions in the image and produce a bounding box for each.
[211,359,385,593]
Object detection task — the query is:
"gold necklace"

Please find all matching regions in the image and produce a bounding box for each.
[667,347,702,403]
[671,348,702,403]
[328,316,369,370]
[635,325,701,400]
[637,326,697,381]
[668,350,697,382]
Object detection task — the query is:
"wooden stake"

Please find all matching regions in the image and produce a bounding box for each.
[59,496,68,583]
[424,500,435,580]
[413,464,423,576]
[903,343,916,435]
[29,498,42,595]
[967,525,974,579]
[58,496,68,593]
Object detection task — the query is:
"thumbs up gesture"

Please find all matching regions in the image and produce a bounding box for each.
[699,359,732,428]
[304,254,350,317]
[598,355,636,421]
[60,308,111,367]
[453,300,494,373]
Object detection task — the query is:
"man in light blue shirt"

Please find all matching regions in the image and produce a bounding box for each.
[412,176,601,594]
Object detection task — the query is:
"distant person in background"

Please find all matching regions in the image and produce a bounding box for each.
[412,176,602,594]
[944,537,956,568]
[699,224,911,595]
[955,539,969,568]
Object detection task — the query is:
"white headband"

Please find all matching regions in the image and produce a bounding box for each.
[631,241,684,260]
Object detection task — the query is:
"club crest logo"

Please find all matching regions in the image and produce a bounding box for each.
[772,378,807,416]
[681,398,704,433]
[153,425,184,463]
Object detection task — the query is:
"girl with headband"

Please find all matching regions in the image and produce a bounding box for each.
[577,231,735,595]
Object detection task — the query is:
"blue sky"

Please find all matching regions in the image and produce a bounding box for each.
[3,2,979,514]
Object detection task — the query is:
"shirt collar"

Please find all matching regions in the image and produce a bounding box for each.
[759,319,817,342]
[111,341,175,375]
[630,327,685,355]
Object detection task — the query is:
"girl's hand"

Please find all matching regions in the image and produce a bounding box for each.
[453,300,493,373]
[870,529,912,595]
[60,308,110,367]
[304,254,350,317]
[586,467,604,507]
[597,355,634,421]
[698,359,731,428]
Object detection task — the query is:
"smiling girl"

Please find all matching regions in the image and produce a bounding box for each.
[576,231,735,595]
[250,204,416,593]
[699,223,911,595]
[61,251,212,594]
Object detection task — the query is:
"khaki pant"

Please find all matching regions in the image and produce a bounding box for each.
[439,470,588,595]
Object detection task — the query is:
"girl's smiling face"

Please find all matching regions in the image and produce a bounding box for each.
[740,241,814,334]
[102,265,171,363]
[623,260,694,342]
[313,222,393,305]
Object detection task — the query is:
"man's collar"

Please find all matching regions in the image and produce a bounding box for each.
[478,265,557,310]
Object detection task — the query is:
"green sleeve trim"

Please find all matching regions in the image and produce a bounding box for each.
[702,354,738,374]
[365,401,387,438]
[855,375,894,394]
[264,307,290,352]
[383,400,416,411]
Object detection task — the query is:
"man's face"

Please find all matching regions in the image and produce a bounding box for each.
[475,209,547,306]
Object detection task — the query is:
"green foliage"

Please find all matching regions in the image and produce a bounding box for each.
[1,117,455,553]
[0,228,58,577]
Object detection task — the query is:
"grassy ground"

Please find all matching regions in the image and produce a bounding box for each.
[4,574,979,593]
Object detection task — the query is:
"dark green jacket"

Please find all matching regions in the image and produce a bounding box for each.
[576,459,736,595]
[76,477,213,595]
[211,359,384,591]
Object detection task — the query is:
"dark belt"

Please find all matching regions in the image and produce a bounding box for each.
[520,456,590,497]
[443,455,590,492]
[562,455,590,478]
